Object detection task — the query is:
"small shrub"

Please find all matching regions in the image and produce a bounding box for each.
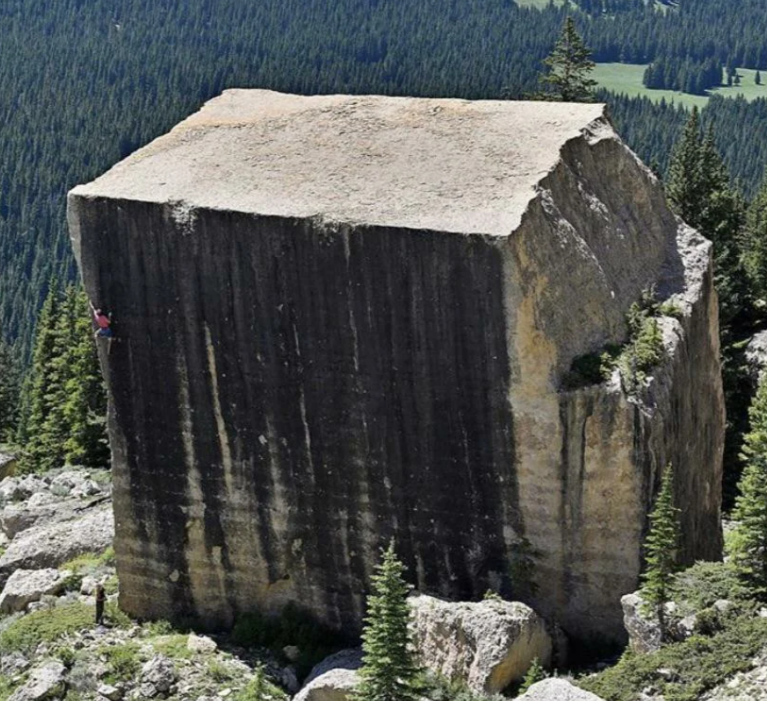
[482,590,502,601]
[103,642,142,683]
[236,666,288,701]
[579,615,767,701]
[207,658,234,682]
[421,673,500,701]
[518,658,547,694]
[658,300,683,318]
[143,619,176,636]
[670,561,752,615]
[57,645,78,668]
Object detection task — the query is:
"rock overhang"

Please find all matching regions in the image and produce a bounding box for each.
[69,89,608,237]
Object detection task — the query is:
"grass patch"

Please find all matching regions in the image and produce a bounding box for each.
[152,633,195,661]
[102,642,142,683]
[61,547,116,574]
[0,602,94,653]
[579,615,767,701]
[207,657,235,682]
[594,62,767,109]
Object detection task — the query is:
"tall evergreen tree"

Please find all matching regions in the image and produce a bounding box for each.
[743,175,767,302]
[355,541,420,701]
[21,284,63,472]
[666,107,704,225]
[63,289,109,467]
[641,466,681,617]
[728,378,767,598]
[0,334,20,442]
[540,17,597,102]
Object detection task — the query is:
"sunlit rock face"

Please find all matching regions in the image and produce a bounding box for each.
[68,90,724,645]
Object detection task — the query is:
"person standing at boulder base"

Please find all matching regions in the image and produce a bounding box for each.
[95,582,106,625]
[90,300,112,338]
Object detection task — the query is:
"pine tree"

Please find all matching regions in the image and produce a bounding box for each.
[21,283,63,472]
[540,17,597,102]
[355,541,420,701]
[743,175,767,301]
[62,289,109,467]
[756,70,762,86]
[727,378,767,598]
[640,466,681,616]
[0,334,21,442]
[666,108,703,225]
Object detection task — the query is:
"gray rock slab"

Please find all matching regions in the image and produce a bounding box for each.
[0,505,113,586]
[8,660,66,701]
[0,568,70,613]
[517,679,606,701]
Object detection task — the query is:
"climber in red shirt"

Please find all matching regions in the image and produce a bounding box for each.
[90,301,113,338]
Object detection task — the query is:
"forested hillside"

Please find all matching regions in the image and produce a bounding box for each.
[2,0,767,357]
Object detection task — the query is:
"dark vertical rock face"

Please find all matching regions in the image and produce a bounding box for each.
[74,200,522,631]
[68,91,724,644]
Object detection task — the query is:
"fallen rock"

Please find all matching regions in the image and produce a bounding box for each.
[304,649,362,685]
[0,505,113,586]
[0,568,71,613]
[516,678,606,700]
[97,684,123,701]
[187,633,217,654]
[621,592,665,654]
[1,651,30,675]
[283,645,300,662]
[140,655,177,697]
[8,660,66,701]
[0,452,16,480]
[0,497,79,539]
[0,477,24,503]
[746,330,767,384]
[293,669,359,701]
[409,594,552,694]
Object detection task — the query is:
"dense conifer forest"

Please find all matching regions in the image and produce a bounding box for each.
[2,0,767,360]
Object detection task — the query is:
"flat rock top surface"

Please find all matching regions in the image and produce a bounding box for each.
[71,90,607,235]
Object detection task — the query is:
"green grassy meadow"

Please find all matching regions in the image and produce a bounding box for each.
[593,63,767,108]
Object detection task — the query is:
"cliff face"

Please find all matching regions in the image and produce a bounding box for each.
[67,90,724,644]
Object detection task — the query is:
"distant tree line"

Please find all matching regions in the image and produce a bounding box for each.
[643,57,723,95]
[4,0,767,360]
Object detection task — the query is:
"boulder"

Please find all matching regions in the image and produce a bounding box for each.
[186,633,217,654]
[139,655,177,697]
[0,452,16,480]
[8,660,66,701]
[621,592,664,654]
[0,505,113,586]
[746,330,767,384]
[1,651,30,675]
[0,568,71,613]
[97,684,123,701]
[0,497,79,539]
[0,477,23,503]
[409,594,552,694]
[304,649,362,685]
[516,679,606,701]
[293,669,359,701]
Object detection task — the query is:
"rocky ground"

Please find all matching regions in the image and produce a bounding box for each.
[3,468,767,701]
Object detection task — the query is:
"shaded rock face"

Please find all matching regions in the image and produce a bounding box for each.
[67,90,724,645]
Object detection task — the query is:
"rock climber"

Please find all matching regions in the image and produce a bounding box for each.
[90,301,113,338]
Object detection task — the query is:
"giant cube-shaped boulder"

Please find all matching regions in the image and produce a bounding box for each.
[68,91,723,643]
